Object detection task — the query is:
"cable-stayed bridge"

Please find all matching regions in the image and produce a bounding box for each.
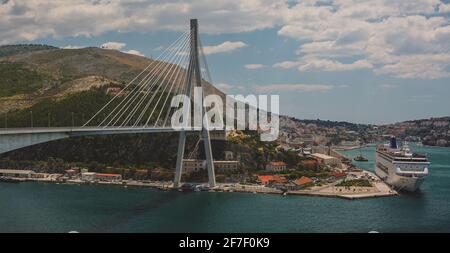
[0,19,217,187]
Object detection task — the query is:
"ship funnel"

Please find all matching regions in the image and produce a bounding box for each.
[389,136,398,149]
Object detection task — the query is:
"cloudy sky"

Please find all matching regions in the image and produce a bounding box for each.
[2,0,450,124]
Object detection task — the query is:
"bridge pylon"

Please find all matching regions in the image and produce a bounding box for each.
[173,19,216,188]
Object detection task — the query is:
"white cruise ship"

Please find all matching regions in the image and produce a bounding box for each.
[375,137,429,192]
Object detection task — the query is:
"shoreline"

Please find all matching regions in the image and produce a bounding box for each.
[0,146,399,200]
[2,168,398,200]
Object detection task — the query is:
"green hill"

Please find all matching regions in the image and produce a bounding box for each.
[0,44,57,58]
[0,45,223,114]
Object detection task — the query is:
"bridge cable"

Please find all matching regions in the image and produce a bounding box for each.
[115,33,190,127]
[83,30,189,127]
[161,45,195,128]
[130,34,191,127]
[117,34,191,127]
[95,31,188,127]
[103,32,190,127]
[105,32,189,127]
[152,44,191,127]
[143,41,191,127]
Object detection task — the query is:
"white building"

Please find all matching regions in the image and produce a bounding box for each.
[265,162,288,172]
[214,161,239,172]
[96,173,122,182]
[182,159,206,174]
[0,169,35,178]
[311,153,341,168]
[81,172,97,182]
[183,159,239,173]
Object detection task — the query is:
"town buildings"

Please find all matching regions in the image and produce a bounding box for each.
[182,159,239,174]
[80,172,122,182]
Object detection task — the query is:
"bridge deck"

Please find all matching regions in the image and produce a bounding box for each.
[0,127,202,136]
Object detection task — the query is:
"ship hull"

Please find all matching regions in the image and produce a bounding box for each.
[375,167,424,192]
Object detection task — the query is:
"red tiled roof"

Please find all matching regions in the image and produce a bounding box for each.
[96,173,121,177]
[294,176,313,186]
[271,175,287,183]
[333,172,347,178]
[258,175,287,184]
[258,175,274,184]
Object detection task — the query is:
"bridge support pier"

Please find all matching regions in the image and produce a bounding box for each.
[173,19,216,188]
[174,131,186,188]
[202,128,216,187]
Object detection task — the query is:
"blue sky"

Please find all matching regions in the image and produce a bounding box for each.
[2,0,450,124]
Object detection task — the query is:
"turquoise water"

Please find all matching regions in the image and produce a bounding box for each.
[1,144,450,232]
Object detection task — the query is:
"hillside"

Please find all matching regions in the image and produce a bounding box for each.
[379,117,450,147]
[0,44,57,58]
[0,45,223,114]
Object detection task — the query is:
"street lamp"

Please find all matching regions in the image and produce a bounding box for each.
[30,110,33,128]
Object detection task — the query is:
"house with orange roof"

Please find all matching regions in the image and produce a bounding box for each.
[258,175,287,185]
[289,176,314,190]
[96,173,122,182]
[258,175,274,185]
[294,176,313,186]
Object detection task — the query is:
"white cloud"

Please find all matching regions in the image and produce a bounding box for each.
[273,61,301,69]
[276,0,450,79]
[203,41,247,55]
[373,53,450,79]
[1,0,450,79]
[254,83,334,92]
[100,42,126,50]
[62,45,83,49]
[0,0,289,45]
[245,64,265,69]
[298,58,373,72]
[99,41,144,56]
[274,58,372,72]
[439,3,450,13]
[124,49,144,57]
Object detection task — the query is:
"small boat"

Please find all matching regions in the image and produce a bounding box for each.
[354,154,369,161]
[195,184,211,191]
[0,176,21,183]
[180,183,195,192]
